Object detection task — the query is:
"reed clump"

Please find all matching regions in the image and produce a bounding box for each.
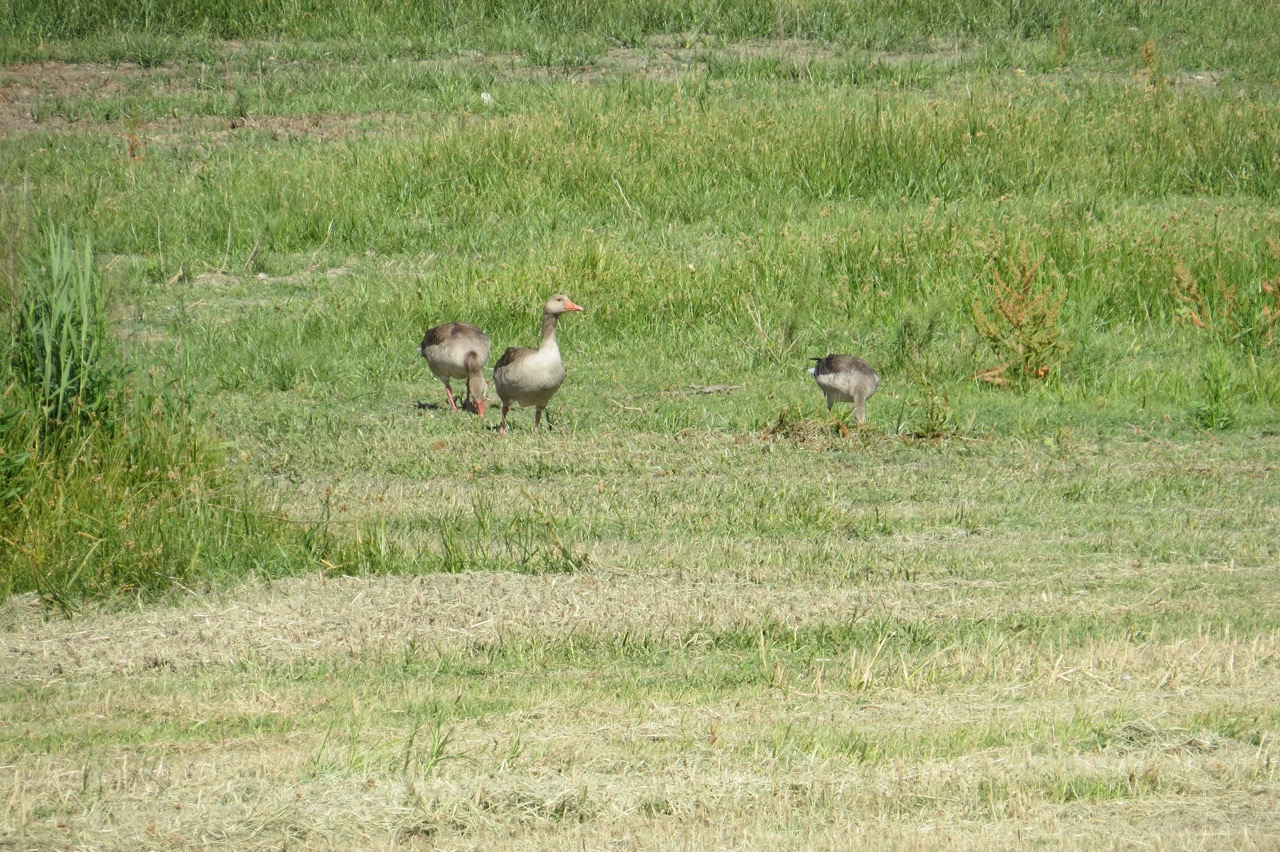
[0,226,306,607]
[10,226,116,432]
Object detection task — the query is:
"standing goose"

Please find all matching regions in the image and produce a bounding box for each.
[492,294,583,434]
[809,354,880,426]
[419,322,491,416]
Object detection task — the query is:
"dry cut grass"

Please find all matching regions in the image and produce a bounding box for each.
[3,431,1279,850]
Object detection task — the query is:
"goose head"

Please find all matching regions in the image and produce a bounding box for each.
[545,294,583,315]
[468,373,487,417]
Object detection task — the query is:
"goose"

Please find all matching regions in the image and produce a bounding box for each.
[492,294,583,433]
[809,354,880,426]
[419,322,490,416]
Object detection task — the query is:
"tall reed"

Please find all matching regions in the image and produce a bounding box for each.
[11,226,115,431]
[0,225,370,607]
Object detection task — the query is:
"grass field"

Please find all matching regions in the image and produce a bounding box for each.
[2,2,1280,847]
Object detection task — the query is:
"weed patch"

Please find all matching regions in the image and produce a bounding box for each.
[972,243,1073,387]
[1170,242,1280,355]
[10,226,116,430]
[0,226,334,606]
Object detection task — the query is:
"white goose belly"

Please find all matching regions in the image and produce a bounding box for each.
[494,347,566,408]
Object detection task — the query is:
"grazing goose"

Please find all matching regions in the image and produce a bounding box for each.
[809,354,880,426]
[419,322,491,416]
[493,294,583,433]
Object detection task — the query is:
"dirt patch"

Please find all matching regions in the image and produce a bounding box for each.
[0,59,423,141]
[0,39,982,139]
[0,59,145,134]
[590,37,846,81]
[0,59,140,100]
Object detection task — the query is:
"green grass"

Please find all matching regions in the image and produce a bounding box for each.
[6,69,1279,438]
[2,5,1280,847]
[6,0,1280,81]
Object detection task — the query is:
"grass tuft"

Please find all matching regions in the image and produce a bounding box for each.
[10,226,116,431]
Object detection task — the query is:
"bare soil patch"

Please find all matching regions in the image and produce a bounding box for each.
[0,58,426,140]
[0,60,149,135]
[0,39,981,139]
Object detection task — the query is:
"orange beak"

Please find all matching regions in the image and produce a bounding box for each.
[475,399,486,417]
[565,299,584,312]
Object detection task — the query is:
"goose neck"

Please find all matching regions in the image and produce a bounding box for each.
[539,312,560,349]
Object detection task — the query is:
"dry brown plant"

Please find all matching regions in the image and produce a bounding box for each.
[1263,237,1280,337]
[971,243,1073,386]
[1171,249,1280,352]
[1139,38,1164,88]
[125,133,144,161]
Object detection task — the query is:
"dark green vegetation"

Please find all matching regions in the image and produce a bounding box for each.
[0,227,346,605]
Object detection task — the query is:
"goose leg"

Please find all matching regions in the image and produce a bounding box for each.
[443,381,459,412]
[498,403,510,434]
[534,407,544,430]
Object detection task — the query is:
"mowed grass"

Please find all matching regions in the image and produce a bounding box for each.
[3,10,1280,849]
[5,430,1280,847]
[4,428,1278,847]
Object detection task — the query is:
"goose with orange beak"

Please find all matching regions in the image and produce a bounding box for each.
[493,294,583,433]
[420,322,490,416]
